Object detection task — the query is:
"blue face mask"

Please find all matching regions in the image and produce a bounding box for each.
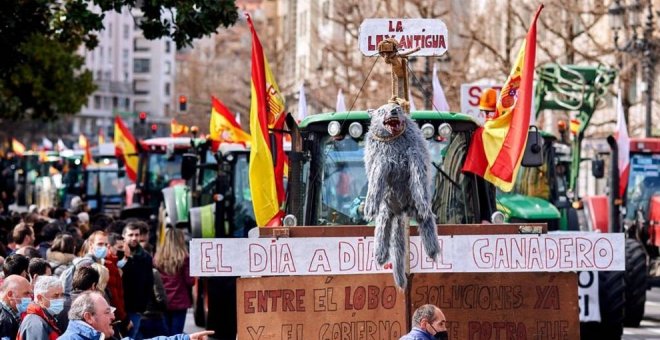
[15,297,31,314]
[117,258,127,269]
[47,298,64,315]
[94,246,108,259]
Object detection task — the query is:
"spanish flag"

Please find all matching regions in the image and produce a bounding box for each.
[78,134,93,168]
[246,13,287,227]
[462,5,543,192]
[114,116,138,182]
[210,96,251,145]
[171,118,190,137]
[11,139,26,156]
[569,118,580,135]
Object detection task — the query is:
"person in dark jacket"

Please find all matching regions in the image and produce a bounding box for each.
[3,254,29,279]
[154,228,194,335]
[0,275,32,340]
[121,222,154,339]
[17,276,64,340]
[400,304,448,340]
[59,291,214,340]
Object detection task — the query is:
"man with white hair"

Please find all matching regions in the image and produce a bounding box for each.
[59,291,215,340]
[17,276,64,340]
[0,275,33,340]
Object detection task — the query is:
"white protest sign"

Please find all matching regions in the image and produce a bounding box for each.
[578,271,601,322]
[359,19,448,57]
[190,232,625,277]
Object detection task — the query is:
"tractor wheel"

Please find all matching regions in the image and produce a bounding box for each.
[192,278,206,327]
[593,271,626,339]
[623,238,647,327]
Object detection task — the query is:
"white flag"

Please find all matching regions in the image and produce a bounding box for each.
[409,88,417,112]
[235,112,241,127]
[57,138,68,151]
[298,83,308,120]
[616,90,630,198]
[336,89,347,112]
[432,63,450,111]
[42,137,53,150]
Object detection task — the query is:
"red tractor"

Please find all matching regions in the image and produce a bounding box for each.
[583,137,660,327]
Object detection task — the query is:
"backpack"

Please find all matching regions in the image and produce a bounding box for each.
[61,256,95,297]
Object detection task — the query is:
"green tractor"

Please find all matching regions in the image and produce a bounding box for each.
[496,64,641,337]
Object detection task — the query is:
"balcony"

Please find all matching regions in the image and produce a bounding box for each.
[94,80,133,95]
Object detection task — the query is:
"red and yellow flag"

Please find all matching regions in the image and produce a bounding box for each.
[210,96,251,145]
[98,128,106,145]
[246,13,287,227]
[114,116,138,182]
[11,139,26,156]
[462,5,543,192]
[171,118,190,137]
[569,118,580,135]
[78,134,93,168]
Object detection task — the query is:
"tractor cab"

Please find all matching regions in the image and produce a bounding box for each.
[287,110,498,226]
[83,162,128,216]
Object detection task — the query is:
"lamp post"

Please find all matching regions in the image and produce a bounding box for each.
[608,0,659,137]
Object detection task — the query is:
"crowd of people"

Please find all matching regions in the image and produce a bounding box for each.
[0,200,212,340]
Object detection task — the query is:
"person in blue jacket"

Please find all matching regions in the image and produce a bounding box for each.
[57,291,213,340]
[400,304,448,340]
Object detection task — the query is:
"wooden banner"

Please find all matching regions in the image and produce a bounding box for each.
[237,274,406,340]
[411,272,579,339]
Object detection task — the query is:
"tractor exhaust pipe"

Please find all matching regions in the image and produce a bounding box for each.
[606,135,621,233]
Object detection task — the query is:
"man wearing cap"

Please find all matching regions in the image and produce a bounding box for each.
[478,88,498,123]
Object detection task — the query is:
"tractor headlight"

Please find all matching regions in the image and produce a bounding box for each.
[491,211,506,224]
[421,123,435,139]
[328,121,341,137]
[348,122,363,139]
[438,123,453,139]
[283,214,298,227]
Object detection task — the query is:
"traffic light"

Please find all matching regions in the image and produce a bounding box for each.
[179,95,187,112]
[139,111,147,124]
[151,124,158,134]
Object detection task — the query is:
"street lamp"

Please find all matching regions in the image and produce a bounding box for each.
[608,0,659,137]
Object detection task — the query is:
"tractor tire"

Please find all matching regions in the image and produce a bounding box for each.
[596,270,626,339]
[623,238,647,327]
[192,278,206,327]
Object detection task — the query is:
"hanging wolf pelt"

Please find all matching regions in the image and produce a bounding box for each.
[363,102,440,289]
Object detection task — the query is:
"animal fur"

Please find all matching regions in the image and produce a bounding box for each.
[364,102,441,289]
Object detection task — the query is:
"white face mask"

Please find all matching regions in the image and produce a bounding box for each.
[117,258,127,268]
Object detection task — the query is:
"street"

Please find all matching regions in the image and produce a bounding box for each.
[624,288,660,339]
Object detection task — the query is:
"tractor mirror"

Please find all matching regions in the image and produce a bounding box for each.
[117,169,125,178]
[592,158,605,179]
[181,153,198,181]
[521,126,544,167]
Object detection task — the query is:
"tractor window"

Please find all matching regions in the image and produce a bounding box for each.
[99,171,125,196]
[315,134,464,225]
[147,153,182,190]
[233,154,256,236]
[513,145,551,200]
[86,172,99,195]
[625,153,660,220]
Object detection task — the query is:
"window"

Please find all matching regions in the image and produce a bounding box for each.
[134,58,150,73]
[165,41,171,53]
[165,61,171,75]
[93,96,101,109]
[164,104,170,115]
[123,24,130,39]
[164,82,171,96]
[122,48,129,61]
[112,96,119,109]
[108,23,112,38]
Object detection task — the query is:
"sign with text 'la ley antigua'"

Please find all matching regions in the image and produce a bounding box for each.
[189,232,624,277]
[358,19,448,56]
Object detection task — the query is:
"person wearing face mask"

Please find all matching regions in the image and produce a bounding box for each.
[400,304,448,340]
[0,275,33,340]
[17,276,64,340]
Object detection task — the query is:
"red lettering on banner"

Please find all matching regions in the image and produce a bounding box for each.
[201,242,213,272]
[575,237,594,268]
[339,241,356,271]
[244,291,256,313]
[559,238,575,269]
[594,238,614,269]
[215,244,232,272]
[544,238,559,269]
[473,239,492,268]
[308,249,331,272]
[528,238,543,269]
[249,244,267,272]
